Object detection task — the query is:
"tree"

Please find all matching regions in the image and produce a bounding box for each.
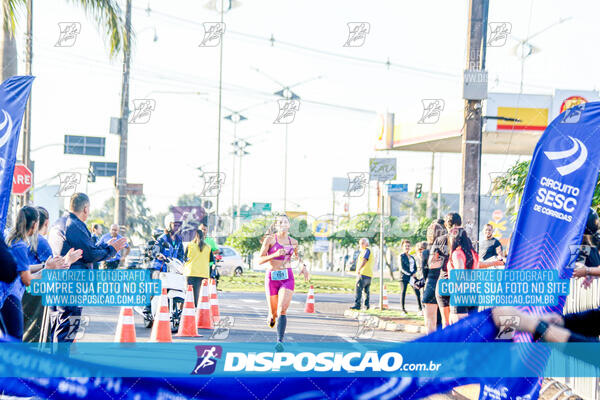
[490,160,531,220]
[398,193,446,222]
[225,214,315,256]
[89,195,155,241]
[2,1,128,80]
[176,193,204,206]
[492,159,600,220]
[330,212,432,279]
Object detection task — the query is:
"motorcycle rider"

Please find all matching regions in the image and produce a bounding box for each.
[152,214,185,272]
[143,215,185,318]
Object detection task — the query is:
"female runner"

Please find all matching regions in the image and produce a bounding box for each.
[258,214,309,351]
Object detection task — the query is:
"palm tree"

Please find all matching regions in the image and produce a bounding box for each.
[1,0,129,81]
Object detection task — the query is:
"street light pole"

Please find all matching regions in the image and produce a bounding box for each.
[284,123,288,212]
[116,0,131,227]
[460,0,488,245]
[215,0,225,226]
[22,0,33,205]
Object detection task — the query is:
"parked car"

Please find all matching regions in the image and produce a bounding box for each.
[125,247,144,269]
[217,245,246,276]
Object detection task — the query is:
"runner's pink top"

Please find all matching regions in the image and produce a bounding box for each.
[267,235,294,262]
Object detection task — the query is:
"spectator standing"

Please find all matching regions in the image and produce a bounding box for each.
[422,221,447,333]
[2,206,80,340]
[0,230,18,311]
[447,227,479,323]
[399,240,422,316]
[183,229,214,307]
[21,207,55,342]
[478,224,504,268]
[91,224,102,244]
[350,238,374,311]
[90,224,102,269]
[199,223,220,284]
[48,193,127,345]
[97,224,130,269]
[431,212,462,328]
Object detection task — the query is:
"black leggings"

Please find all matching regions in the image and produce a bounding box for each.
[186,277,206,308]
[400,279,422,312]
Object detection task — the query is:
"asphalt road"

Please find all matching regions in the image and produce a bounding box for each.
[79,291,422,343]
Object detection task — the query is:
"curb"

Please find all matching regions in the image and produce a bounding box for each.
[343,310,427,334]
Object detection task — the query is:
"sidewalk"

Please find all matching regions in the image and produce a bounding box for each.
[344,288,427,334]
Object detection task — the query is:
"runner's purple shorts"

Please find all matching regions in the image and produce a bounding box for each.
[265,268,295,296]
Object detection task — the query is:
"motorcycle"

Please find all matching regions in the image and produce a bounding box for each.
[134,256,187,333]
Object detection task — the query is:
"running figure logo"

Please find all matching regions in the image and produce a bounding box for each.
[561,103,585,123]
[344,22,370,47]
[495,315,520,340]
[487,22,512,47]
[199,23,226,47]
[354,315,378,339]
[210,316,235,340]
[345,172,368,197]
[55,22,81,47]
[56,172,82,197]
[274,100,300,124]
[201,172,226,197]
[418,99,444,124]
[129,99,156,124]
[192,345,223,375]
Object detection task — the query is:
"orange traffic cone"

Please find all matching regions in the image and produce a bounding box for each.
[150,288,172,342]
[382,285,389,310]
[304,285,315,313]
[177,285,199,337]
[209,278,220,322]
[114,306,137,343]
[196,279,214,329]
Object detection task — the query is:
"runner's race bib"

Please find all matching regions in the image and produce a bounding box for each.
[270,269,289,281]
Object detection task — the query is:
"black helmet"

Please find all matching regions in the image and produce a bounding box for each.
[585,207,599,235]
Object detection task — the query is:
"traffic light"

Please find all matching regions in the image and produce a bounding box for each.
[414,183,423,199]
[87,165,96,183]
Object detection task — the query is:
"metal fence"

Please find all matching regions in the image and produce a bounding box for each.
[555,276,600,400]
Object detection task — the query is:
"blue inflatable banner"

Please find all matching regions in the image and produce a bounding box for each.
[0,76,35,231]
[479,102,600,399]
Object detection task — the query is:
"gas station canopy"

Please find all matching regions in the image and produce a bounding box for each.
[376,89,600,155]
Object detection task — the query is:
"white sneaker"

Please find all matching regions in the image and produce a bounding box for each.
[400,311,407,317]
[417,310,423,316]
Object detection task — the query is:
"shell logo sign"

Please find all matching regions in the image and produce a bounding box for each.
[312,220,332,238]
[560,96,587,114]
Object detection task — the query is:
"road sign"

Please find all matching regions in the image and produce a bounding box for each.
[126,183,143,196]
[64,135,106,156]
[369,158,397,181]
[385,183,408,194]
[312,220,332,238]
[252,202,271,212]
[109,117,121,134]
[332,177,350,192]
[90,161,117,177]
[12,164,33,194]
[313,237,330,253]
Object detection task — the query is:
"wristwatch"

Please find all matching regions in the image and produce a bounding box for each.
[533,320,549,342]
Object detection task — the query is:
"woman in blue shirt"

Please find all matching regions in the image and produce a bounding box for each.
[1,206,81,340]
